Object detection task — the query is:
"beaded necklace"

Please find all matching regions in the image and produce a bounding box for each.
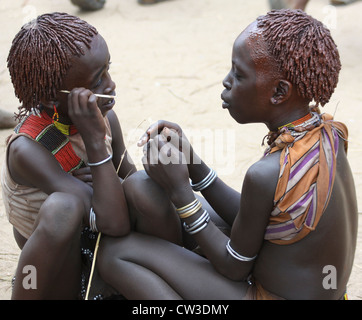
[14,109,84,172]
[277,112,313,130]
[51,105,78,136]
[264,112,321,147]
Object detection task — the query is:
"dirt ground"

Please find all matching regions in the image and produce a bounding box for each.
[0,0,361,300]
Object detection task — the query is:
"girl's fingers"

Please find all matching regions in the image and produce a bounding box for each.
[137,122,160,147]
[137,120,182,147]
[68,88,97,116]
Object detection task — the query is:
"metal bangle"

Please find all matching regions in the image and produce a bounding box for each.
[176,199,199,214]
[191,168,217,191]
[178,201,202,219]
[184,210,208,229]
[183,209,210,233]
[176,199,198,213]
[89,207,98,232]
[226,240,256,262]
[87,154,113,167]
[186,221,209,235]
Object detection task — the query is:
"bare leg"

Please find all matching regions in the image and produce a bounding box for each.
[11,192,83,299]
[122,170,230,249]
[123,170,183,245]
[98,233,249,300]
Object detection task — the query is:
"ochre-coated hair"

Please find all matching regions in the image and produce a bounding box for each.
[7,12,98,120]
[257,9,341,107]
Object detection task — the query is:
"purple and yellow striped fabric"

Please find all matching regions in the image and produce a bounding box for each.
[264,113,348,245]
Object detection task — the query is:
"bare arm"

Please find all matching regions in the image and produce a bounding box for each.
[71,110,137,185]
[67,88,130,236]
[142,131,279,280]
[138,120,240,224]
[192,160,278,280]
[8,89,131,237]
[106,109,137,179]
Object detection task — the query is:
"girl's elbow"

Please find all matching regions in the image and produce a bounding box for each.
[217,263,253,282]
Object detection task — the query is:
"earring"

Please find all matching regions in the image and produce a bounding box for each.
[31,106,41,118]
[52,104,70,135]
[271,97,278,105]
[52,104,59,123]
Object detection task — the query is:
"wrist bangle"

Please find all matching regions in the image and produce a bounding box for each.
[183,209,210,235]
[89,207,98,232]
[226,240,257,262]
[87,154,112,167]
[191,168,217,191]
[176,199,198,213]
[176,199,202,219]
[178,201,202,219]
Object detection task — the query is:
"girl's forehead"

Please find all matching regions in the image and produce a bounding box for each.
[69,34,108,67]
[233,23,281,78]
[62,33,109,86]
[235,22,270,61]
[76,33,107,58]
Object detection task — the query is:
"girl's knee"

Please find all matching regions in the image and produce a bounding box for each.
[34,192,83,242]
[97,235,133,278]
[99,235,129,260]
[123,170,150,198]
[123,171,181,243]
[123,170,173,215]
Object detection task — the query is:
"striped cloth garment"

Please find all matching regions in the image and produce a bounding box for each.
[263,113,348,245]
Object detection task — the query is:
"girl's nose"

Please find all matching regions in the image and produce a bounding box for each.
[104,73,116,94]
[223,78,231,90]
[222,72,232,90]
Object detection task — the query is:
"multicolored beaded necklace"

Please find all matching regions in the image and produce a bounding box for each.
[51,105,78,136]
[14,109,84,172]
[264,112,321,147]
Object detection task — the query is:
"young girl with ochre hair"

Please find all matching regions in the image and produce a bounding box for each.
[2,12,180,299]
[98,10,358,300]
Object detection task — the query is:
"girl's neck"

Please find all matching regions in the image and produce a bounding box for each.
[42,104,72,125]
[267,102,311,132]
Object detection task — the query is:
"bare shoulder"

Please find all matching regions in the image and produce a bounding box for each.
[106,109,122,133]
[106,109,136,177]
[8,135,68,188]
[243,151,280,194]
[106,109,125,150]
[8,135,46,165]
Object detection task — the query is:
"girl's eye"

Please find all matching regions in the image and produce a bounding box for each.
[92,61,111,89]
[93,78,102,88]
[233,70,242,80]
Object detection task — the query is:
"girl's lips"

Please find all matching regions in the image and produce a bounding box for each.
[102,91,116,107]
[102,98,115,110]
[222,101,230,109]
[221,93,230,109]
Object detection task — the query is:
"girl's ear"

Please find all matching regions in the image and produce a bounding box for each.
[270,80,293,105]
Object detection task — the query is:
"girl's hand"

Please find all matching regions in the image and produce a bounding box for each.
[67,87,106,144]
[138,120,195,165]
[142,129,193,206]
[72,167,93,187]
[137,120,181,147]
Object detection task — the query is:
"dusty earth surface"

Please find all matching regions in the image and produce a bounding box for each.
[0,0,361,299]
